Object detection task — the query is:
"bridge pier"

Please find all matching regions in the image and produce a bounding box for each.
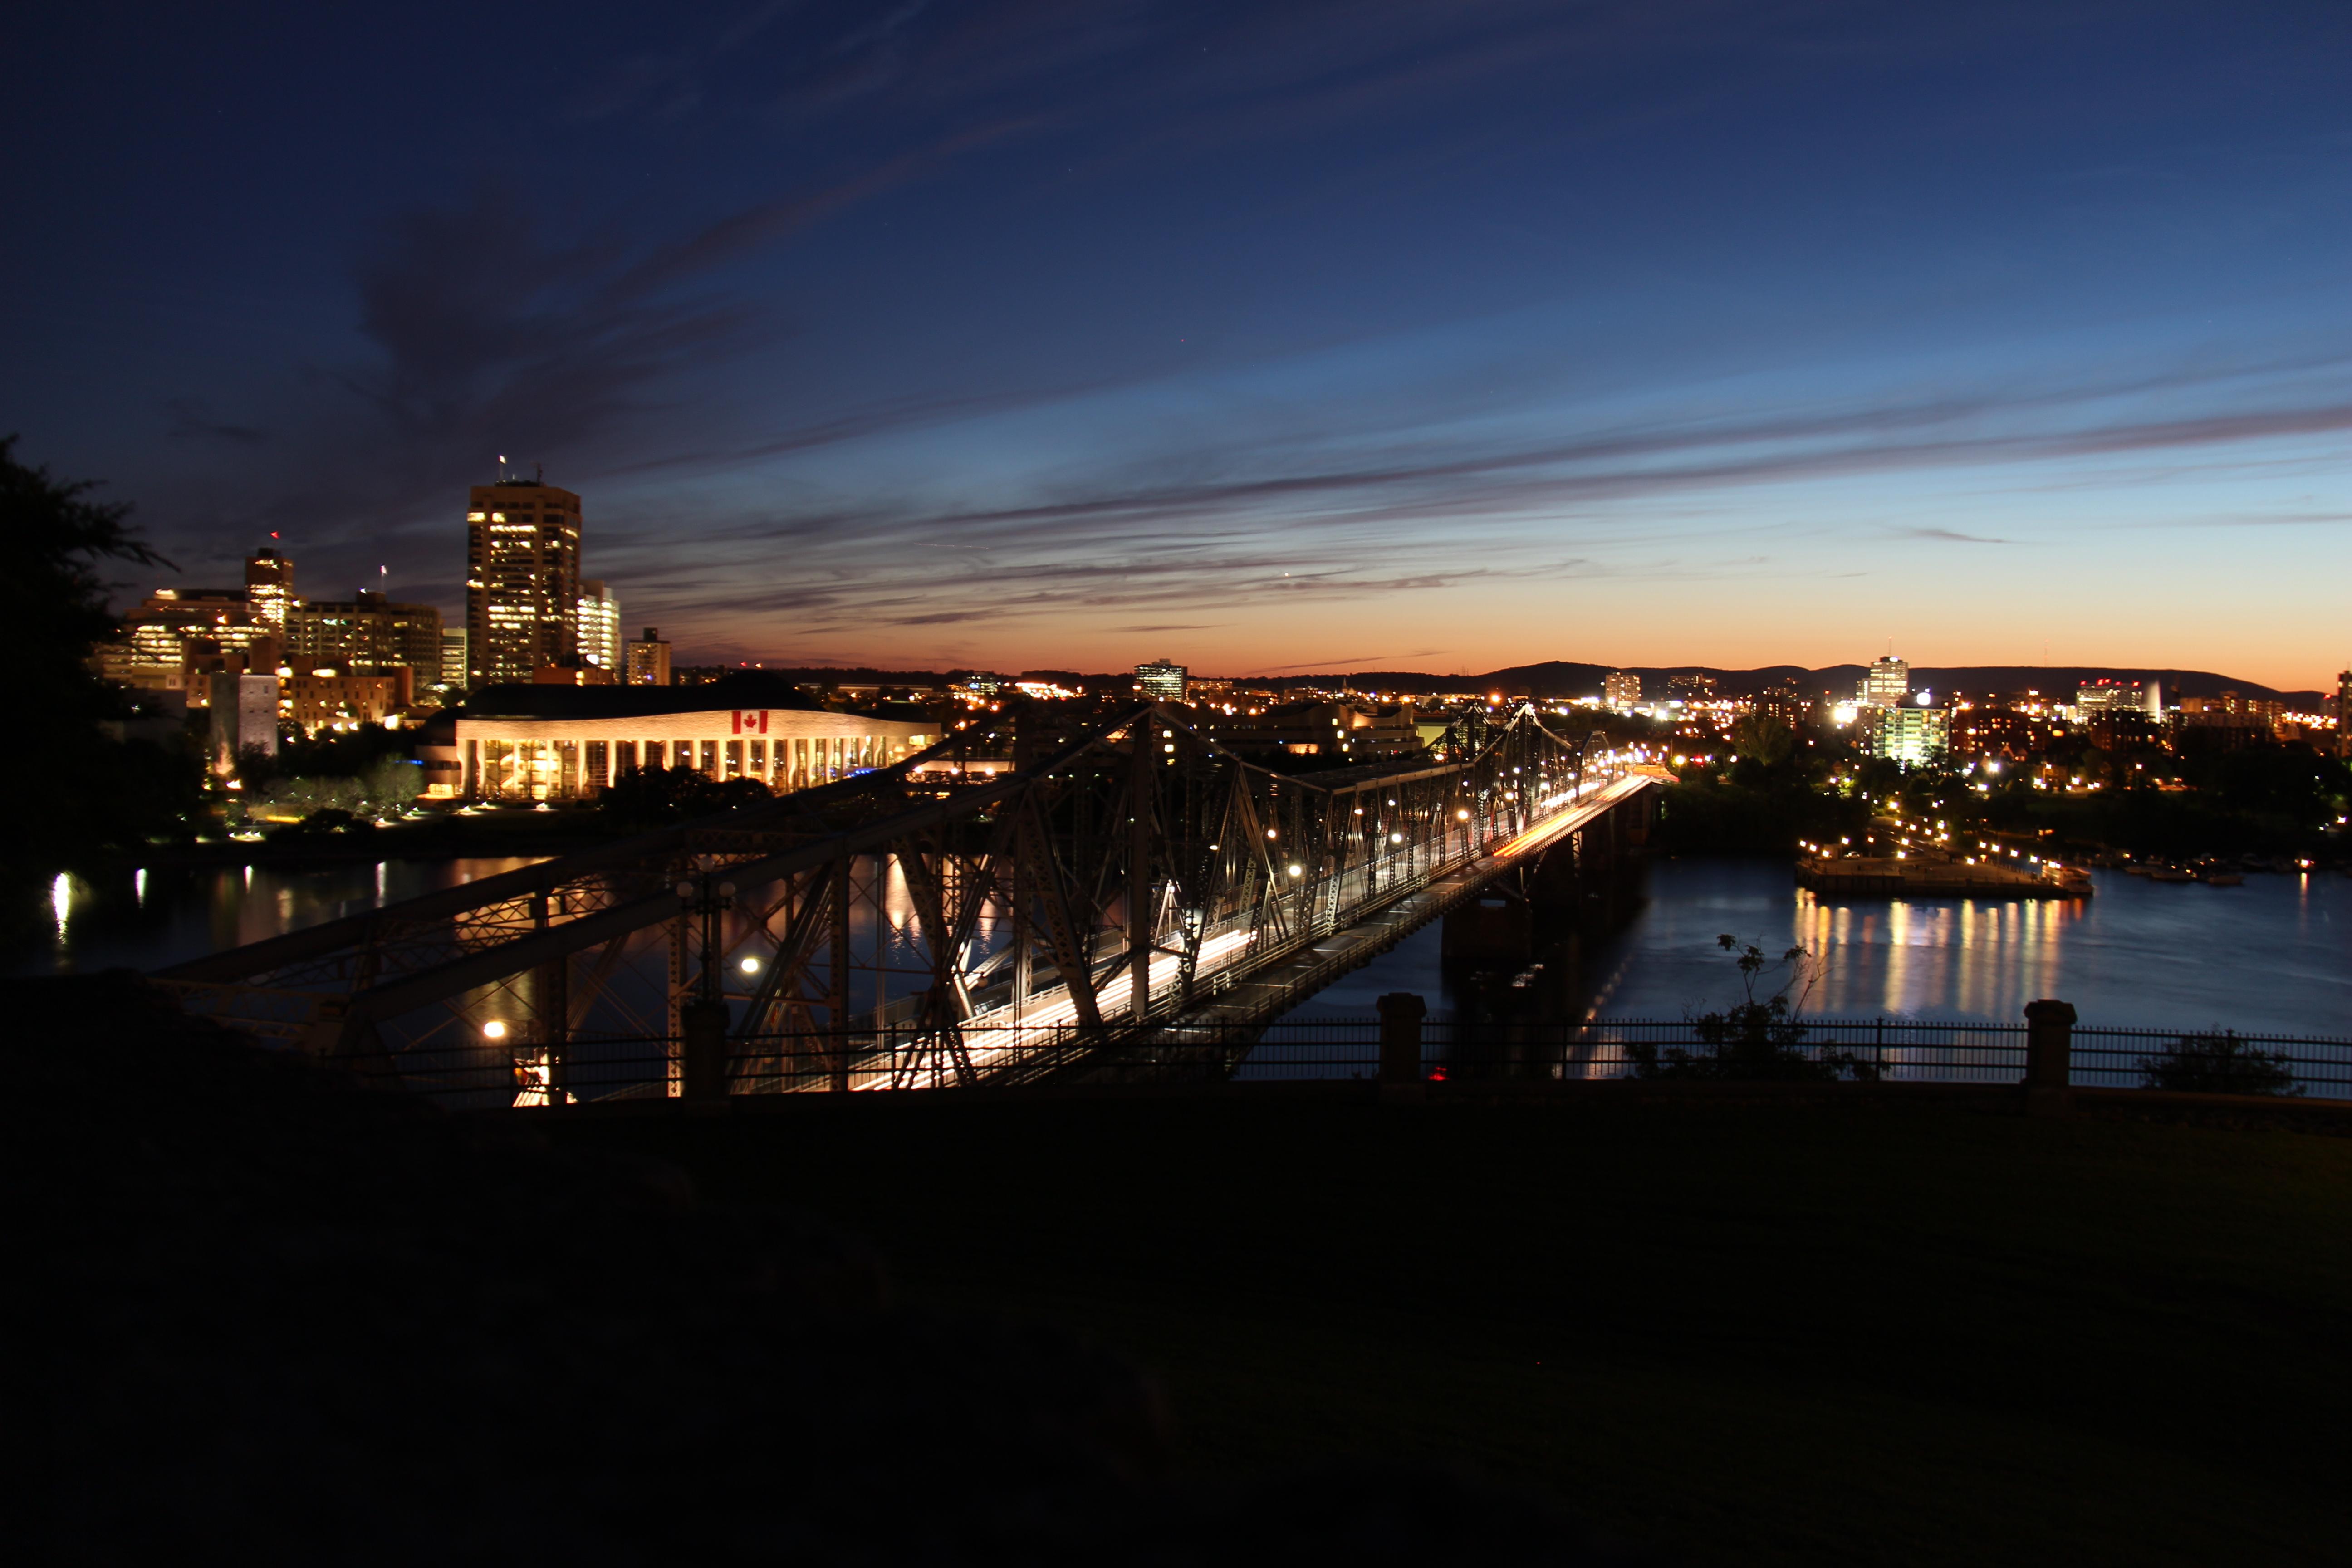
[1437,788,1652,1081]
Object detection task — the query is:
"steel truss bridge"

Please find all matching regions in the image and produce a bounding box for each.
[159,704,1659,1104]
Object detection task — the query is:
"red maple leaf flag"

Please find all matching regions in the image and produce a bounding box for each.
[731,710,769,735]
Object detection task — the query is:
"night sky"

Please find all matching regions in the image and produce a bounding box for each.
[9,2,2352,684]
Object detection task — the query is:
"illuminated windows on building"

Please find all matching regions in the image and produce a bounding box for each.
[624,627,672,686]
[285,592,442,682]
[465,479,583,689]
[1867,703,1950,765]
[244,548,293,632]
[1135,658,1187,701]
[577,579,621,670]
[1861,655,1910,709]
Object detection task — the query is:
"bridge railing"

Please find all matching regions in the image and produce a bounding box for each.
[338,1015,2352,1107]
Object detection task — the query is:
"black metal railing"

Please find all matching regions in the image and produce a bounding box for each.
[342,1014,2352,1109]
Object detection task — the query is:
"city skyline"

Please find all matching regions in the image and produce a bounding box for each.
[11,3,2352,689]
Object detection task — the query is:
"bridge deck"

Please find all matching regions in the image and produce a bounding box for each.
[1175,774,1655,1029]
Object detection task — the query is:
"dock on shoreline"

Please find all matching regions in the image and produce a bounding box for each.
[1797,855,2092,899]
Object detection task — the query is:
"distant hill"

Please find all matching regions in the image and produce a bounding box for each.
[1261,662,2326,708]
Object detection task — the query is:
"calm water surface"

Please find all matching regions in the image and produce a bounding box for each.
[15,855,2350,1039]
[12,859,549,978]
[1296,858,2352,1037]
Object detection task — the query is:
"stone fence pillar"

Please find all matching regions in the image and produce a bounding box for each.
[681,998,730,1102]
[2023,999,2076,1116]
[1377,992,1427,1086]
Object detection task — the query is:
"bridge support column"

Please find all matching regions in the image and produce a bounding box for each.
[1377,992,1426,1085]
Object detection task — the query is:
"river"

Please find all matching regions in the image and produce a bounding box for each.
[13,855,2350,1039]
[11,859,551,979]
[1291,857,2352,1037]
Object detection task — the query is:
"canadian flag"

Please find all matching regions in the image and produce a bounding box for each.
[731,710,769,735]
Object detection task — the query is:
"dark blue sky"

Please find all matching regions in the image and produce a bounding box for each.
[9,1,2351,682]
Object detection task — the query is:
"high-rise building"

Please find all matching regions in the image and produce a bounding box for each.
[1135,658,1187,701]
[625,626,672,686]
[1859,655,1910,708]
[440,628,468,691]
[577,579,621,671]
[244,548,294,633]
[1603,670,1642,711]
[465,475,582,688]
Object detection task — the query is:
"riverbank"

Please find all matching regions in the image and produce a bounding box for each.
[143,804,622,868]
[1796,853,2091,898]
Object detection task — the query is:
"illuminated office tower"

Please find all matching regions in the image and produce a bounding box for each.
[245,548,293,633]
[1603,670,1642,711]
[465,471,582,688]
[1859,654,1910,708]
[578,579,621,670]
[1135,657,1187,701]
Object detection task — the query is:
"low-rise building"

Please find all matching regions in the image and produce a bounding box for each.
[1202,699,1421,758]
[2076,678,2161,721]
[208,672,280,769]
[284,669,413,734]
[434,681,937,801]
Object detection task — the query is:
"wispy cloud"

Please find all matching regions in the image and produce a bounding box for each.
[1893,526,2013,544]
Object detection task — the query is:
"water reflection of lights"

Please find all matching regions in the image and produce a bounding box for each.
[50,872,71,930]
[1796,888,2083,1020]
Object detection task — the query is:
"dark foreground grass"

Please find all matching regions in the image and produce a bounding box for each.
[550,1094,2352,1567]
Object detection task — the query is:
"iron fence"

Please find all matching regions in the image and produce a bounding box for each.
[338,1014,2352,1109]
[2070,1025,2352,1098]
